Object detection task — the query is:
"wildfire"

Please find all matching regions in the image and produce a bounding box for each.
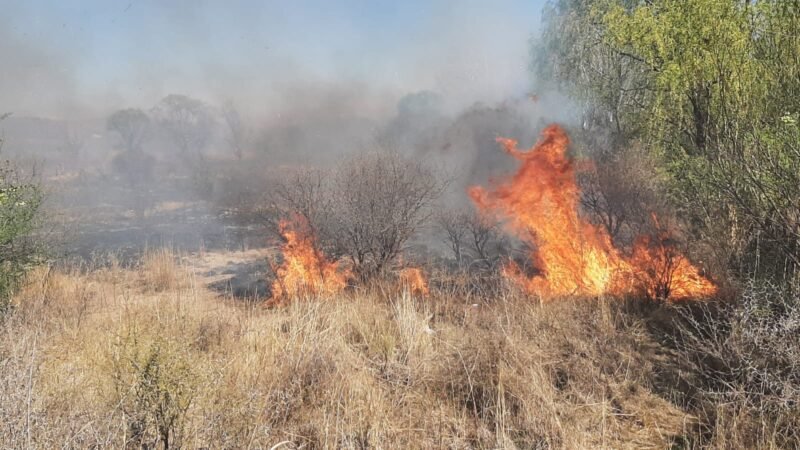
[270,215,350,301]
[629,217,717,300]
[469,124,715,301]
[399,267,429,296]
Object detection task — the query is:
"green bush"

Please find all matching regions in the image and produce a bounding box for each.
[0,159,41,310]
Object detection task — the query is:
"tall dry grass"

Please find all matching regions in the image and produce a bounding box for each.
[0,249,746,449]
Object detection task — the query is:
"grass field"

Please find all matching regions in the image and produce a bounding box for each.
[0,249,794,449]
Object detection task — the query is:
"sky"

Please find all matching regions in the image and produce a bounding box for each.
[1,0,546,118]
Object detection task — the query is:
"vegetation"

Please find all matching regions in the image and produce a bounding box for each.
[0,161,41,309]
[0,116,41,310]
[533,0,800,446]
[0,252,703,448]
[1,1,799,448]
[536,0,800,284]
[271,151,447,281]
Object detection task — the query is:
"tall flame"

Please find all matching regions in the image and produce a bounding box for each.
[270,215,350,301]
[469,125,715,301]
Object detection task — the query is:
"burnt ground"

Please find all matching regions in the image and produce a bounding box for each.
[47,170,275,299]
[187,248,273,300]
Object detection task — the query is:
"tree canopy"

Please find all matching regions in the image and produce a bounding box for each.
[536,0,800,282]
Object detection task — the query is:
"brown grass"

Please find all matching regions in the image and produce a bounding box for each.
[0,249,733,449]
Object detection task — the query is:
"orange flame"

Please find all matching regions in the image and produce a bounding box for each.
[469,125,715,301]
[270,215,350,301]
[629,217,717,300]
[399,267,429,296]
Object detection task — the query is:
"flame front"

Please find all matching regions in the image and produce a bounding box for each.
[399,267,429,296]
[271,215,350,300]
[469,125,715,301]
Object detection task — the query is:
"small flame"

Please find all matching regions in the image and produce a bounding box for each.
[629,217,717,300]
[399,267,429,296]
[270,215,350,301]
[469,125,716,301]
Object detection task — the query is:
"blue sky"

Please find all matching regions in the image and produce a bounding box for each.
[2,1,546,117]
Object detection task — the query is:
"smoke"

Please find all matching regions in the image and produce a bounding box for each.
[0,17,80,118]
[0,0,584,257]
[0,1,545,119]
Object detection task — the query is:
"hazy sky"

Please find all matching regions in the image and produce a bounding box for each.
[2,1,545,118]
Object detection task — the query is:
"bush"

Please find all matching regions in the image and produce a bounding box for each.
[0,159,41,311]
[271,151,446,281]
[673,281,800,447]
[111,333,197,449]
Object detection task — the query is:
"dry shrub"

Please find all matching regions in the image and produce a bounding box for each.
[110,332,197,449]
[672,281,800,448]
[269,151,446,282]
[140,249,186,292]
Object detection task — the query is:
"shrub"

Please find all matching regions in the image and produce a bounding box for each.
[673,281,800,447]
[111,332,197,449]
[271,151,446,281]
[0,159,42,311]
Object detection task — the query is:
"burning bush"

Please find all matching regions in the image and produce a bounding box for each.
[469,125,715,301]
[270,151,446,282]
[398,267,429,296]
[269,215,351,301]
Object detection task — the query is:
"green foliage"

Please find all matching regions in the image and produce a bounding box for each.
[536,0,800,282]
[0,160,41,309]
[534,0,651,146]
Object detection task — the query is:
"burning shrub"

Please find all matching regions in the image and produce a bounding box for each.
[398,267,429,296]
[269,214,351,302]
[270,151,445,283]
[330,151,447,280]
[629,220,716,301]
[469,125,715,301]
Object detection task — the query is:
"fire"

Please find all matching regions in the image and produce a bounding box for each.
[399,267,429,296]
[469,124,715,301]
[629,217,717,300]
[270,215,350,301]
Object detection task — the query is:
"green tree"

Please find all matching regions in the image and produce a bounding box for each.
[536,0,800,282]
[602,0,800,280]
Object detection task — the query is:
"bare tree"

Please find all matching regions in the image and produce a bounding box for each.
[106,109,155,219]
[437,207,507,269]
[436,209,469,265]
[270,152,446,281]
[152,94,215,155]
[465,212,506,268]
[269,167,334,246]
[221,100,246,160]
[107,109,150,153]
[329,151,446,280]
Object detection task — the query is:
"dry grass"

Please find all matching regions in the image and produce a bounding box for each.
[140,248,188,292]
[0,249,731,449]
